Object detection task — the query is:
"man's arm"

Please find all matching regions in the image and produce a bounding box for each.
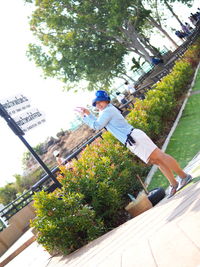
[83,111,111,131]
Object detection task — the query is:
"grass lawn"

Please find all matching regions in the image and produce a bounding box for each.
[148,67,200,190]
[193,69,200,91]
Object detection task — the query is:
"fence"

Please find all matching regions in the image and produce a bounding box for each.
[0,130,105,227]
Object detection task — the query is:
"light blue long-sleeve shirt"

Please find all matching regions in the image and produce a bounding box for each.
[83,104,133,145]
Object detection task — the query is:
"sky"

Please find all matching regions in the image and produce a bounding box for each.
[0,0,199,187]
[0,1,94,186]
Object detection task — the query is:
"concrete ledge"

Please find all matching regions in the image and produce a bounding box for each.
[0,201,36,256]
[0,224,23,252]
[0,235,35,267]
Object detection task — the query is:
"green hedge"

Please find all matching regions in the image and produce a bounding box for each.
[31,39,200,255]
[127,59,193,139]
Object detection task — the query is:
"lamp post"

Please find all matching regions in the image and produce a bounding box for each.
[0,104,62,189]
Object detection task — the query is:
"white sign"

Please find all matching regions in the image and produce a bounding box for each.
[0,94,31,116]
[13,108,46,133]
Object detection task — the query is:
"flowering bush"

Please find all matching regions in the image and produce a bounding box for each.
[31,191,104,255]
[60,134,148,227]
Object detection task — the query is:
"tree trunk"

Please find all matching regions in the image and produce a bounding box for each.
[164,0,183,27]
[111,32,152,63]
[137,34,159,56]
[155,0,162,27]
[120,22,153,63]
[148,16,179,49]
[91,20,152,64]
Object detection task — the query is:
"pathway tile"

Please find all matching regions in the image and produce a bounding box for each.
[121,240,157,267]
[149,222,200,267]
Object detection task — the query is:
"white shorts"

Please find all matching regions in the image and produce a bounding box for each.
[126,129,157,164]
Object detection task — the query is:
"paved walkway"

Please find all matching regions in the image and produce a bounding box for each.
[2,152,200,267]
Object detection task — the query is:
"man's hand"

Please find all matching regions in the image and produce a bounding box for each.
[74,107,90,116]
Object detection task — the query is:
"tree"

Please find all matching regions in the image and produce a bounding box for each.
[138,0,178,48]
[131,57,146,74]
[22,150,31,169]
[0,184,17,205]
[25,0,180,90]
[147,16,178,48]
[161,0,193,26]
[25,0,162,89]
[14,169,43,193]
[27,37,128,90]
[163,0,183,26]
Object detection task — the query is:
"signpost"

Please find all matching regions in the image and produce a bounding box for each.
[0,94,62,189]
[0,94,31,116]
[14,108,46,133]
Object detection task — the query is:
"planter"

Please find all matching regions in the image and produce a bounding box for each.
[125,193,153,218]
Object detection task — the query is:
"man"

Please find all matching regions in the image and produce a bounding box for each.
[76,90,192,198]
[125,81,136,95]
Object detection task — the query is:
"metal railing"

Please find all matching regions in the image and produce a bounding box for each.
[0,130,105,224]
[0,189,33,222]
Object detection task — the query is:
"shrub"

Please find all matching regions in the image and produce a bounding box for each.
[183,39,200,67]
[127,57,193,140]
[31,191,104,255]
[60,135,148,228]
